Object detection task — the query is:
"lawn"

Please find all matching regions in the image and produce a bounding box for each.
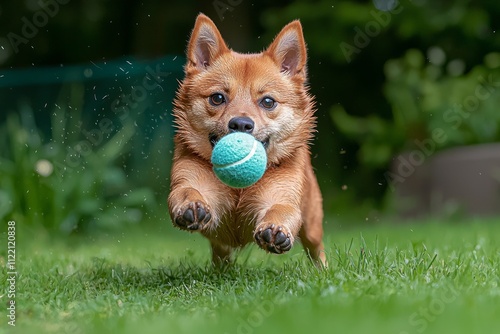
[2,216,500,334]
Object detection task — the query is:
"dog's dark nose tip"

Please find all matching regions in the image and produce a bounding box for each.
[228,117,254,133]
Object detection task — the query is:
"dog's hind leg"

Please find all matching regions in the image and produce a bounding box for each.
[210,241,234,268]
[299,162,327,267]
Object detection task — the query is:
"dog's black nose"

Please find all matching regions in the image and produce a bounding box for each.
[228,117,254,133]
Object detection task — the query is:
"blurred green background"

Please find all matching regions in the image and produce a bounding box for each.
[1,0,499,233]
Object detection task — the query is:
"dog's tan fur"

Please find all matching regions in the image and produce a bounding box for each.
[168,14,326,266]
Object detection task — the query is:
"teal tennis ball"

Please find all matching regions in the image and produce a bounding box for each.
[211,132,267,188]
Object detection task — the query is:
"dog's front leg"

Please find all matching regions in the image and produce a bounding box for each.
[254,203,302,254]
[168,151,229,232]
[250,162,305,254]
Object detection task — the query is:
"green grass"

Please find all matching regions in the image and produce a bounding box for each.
[2,218,500,334]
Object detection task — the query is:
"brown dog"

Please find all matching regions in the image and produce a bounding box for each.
[168,14,326,267]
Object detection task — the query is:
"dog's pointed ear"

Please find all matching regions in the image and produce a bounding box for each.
[187,14,229,70]
[265,20,307,78]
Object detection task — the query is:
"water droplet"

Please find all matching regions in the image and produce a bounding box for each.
[83,68,94,78]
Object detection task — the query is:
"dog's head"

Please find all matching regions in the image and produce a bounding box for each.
[173,14,315,165]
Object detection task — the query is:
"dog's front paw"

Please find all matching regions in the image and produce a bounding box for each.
[254,224,293,254]
[174,201,212,231]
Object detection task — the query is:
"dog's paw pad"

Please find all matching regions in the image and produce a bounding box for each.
[254,225,293,254]
[174,201,211,231]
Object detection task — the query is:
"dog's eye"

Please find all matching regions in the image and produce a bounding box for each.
[209,93,225,106]
[260,97,277,111]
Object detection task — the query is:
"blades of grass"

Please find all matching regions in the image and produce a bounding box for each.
[425,253,438,273]
[345,237,355,271]
[357,233,367,274]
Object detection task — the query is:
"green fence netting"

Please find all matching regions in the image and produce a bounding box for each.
[0,55,184,126]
